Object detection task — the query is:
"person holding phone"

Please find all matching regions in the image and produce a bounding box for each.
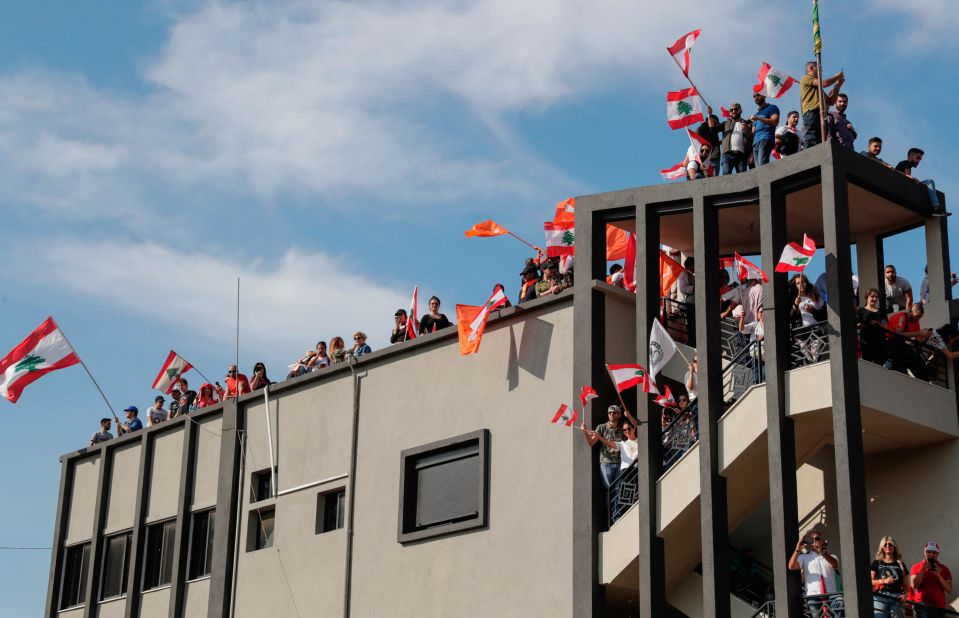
[788,530,841,615]
[909,541,953,616]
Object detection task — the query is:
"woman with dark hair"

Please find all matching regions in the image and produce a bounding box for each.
[871,535,908,617]
[857,288,888,364]
[792,274,822,326]
[418,295,452,334]
[308,341,331,371]
[249,362,273,390]
[329,337,347,364]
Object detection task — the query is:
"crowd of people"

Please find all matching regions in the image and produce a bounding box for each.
[681,62,946,218]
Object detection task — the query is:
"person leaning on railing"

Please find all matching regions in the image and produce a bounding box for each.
[871,535,909,618]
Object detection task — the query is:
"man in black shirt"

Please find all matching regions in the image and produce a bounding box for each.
[896,147,948,217]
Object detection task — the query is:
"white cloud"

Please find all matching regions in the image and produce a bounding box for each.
[32,239,409,359]
[869,0,959,46]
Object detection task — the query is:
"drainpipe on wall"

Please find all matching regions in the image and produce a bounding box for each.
[343,355,361,618]
[229,430,246,618]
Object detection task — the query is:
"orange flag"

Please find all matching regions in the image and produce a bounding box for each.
[660,250,685,297]
[554,197,575,223]
[606,225,629,260]
[456,286,508,356]
[465,220,510,238]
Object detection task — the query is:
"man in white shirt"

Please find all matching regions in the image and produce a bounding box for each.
[788,530,842,615]
[884,264,912,312]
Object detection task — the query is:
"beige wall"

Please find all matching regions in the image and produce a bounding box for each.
[182,578,211,618]
[104,443,141,534]
[138,586,171,616]
[192,415,222,510]
[65,455,100,545]
[95,596,126,618]
[147,428,183,522]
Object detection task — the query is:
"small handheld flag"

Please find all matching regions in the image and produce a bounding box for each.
[551,403,578,427]
[544,220,575,257]
[666,29,702,78]
[580,385,598,407]
[661,162,687,180]
[753,62,797,99]
[655,386,678,409]
[606,363,659,395]
[406,286,419,340]
[735,252,769,283]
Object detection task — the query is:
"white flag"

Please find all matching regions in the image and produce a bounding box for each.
[649,318,678,378]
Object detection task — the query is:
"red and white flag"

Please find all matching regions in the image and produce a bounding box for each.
[661,162,686,180]
[685,128,714,176]
[775,234,816,273]
[606,363,659,394]
[551,403,578,427]
[406,286,419,340]
[735,252,769,283]
[666,87,704,130]
[580,385,598,407]
[0,317,80,404]
[544,220,575,257]
[623,232,636,292]
[655,385,678,409]
[720,106,732,118]
[152,350,194,394]
[667,29,702,77]
[753,62,797,99]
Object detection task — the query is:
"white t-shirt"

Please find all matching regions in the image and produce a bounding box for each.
[797,551,840,595]
[797,295,821,326]
[147,406,167,425]
[617,439,638,470]
[729,121,746,153]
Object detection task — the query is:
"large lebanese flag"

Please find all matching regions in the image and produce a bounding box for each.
[152,350,194,394]
[753,62,797,99]
[606,363,659,394]
[456,285,509,356]
[667,29,702,77]
[0,317,79,403]
[775,235,816,273]
[666,88,704,130]
[544,220,575,257]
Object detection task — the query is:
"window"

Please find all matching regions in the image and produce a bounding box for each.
[142,520,176,590]
[188,509,215,580]
[59,542,90,609]
[316,489,346,534]
[248,507,275,551]
[397,429,489,543]
[250,468,275,503]
[100,532,131,599]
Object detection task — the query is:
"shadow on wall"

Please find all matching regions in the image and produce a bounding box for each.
[507,319,554,391]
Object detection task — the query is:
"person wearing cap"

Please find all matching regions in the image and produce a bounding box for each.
[535,262,564,297]
[168,387,181,419]
[909,541,953,615]
[147,395,168,427]
[89,418,113,448]
[716,103,752,176]
[117,406,143,435]
[580,404,626,488]
[519,258,541,303]
[788,529,841,615]
[391,310,410,344]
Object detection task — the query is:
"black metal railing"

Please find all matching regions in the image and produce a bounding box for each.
[661,297,696,347]
[748,600,776,618]
[660,401,699,472]
[790,322,831,369]
[607,460,638,525]
[722,338,765,407]
[729,546,776,608]
[866,327,950,388]
[751,592,959,618]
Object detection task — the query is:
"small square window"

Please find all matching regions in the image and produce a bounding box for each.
[250,468,275,503]
[100,531,131,599]
[398,429,489,543]
[316,489,346,534]
[59,542,90,609]
[187,509,215,580]
[248,507,275,552]
[143,520,176,590]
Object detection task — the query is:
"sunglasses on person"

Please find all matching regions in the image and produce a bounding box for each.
[810,536,822,542]
[228,370,237,375]
[884,543,896,548]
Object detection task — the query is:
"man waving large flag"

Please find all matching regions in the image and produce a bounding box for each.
[0,317,80,403]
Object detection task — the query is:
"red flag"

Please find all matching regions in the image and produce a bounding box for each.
[406,286,419,340]
[667,87,704,130]
[551,403,578,427]
[660,251,684,297]
[655,385,677,409]
[661,162,686,180]
[720,106,731,119]
[606,225,629,261]
[465,220,510,238]
[580,385,598,407]
[775,235,816,273]
[554,197,575,223]
[544,220,575,257]
[753,62,797,98]
[606,363,659,394]
[624,232,636,292]
[735,252,769,283]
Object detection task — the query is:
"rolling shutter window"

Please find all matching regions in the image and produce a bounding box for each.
[414,442,479,528]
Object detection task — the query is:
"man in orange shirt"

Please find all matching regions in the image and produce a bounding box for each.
[219,364,250,399]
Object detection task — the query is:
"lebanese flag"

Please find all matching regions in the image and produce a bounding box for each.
[152,350,194,394]
[456,284,509,356]
[544,220,575,257]
[0,317,80,404]
[554,197,575,223]
[623,232,636,292]
[406,286,419,340]
[606,363,659,395]
[735,252,769,283]
[655,386,678,409]
[753,62,797,99]
[464,220,510,238]
[666,87,704,130]
[580,385,598,407]
[661,162,686,181]
[667,29,702,77]
[686,129,714,176]
[720,106,732,119]
[775,234,816,273]
[551,403,578,427]
[660,250,684,297]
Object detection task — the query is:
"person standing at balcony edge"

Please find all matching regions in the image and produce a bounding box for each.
[677,258,695,303]
[799,61,844,149]
[884,265,913,313]
[775,111,802,156]
[249,362,272,390]
[419,296,452,335]
[826,93,857,150]
[349,332,372,357]
[146,395,168,426]
[718,103,751,175]
[219,364,250,399]
[176,379,197,415]
[857,288,889,365]
[89,418,113,448]
[391,310,410,344]
[909,541,953,616]
[792,275,822,327]
[580,405,625,489]
[329,336,347,364]
[871,535,909,618]
[749,92,779,167]
[117,406,143,435]
[788,530,842,615]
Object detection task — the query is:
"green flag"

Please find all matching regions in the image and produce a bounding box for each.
[812,0,822,55]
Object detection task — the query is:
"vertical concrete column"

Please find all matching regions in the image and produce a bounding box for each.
[853,234,882,307]
[692,194,730,618]
[208,401,243,618]
[124,435,155,618]
[759,181,803,617]
[924,212,952,327]
[44,456,76,617]
[169,419,198,618]
[635,204,666,617]
[83,442,116,618]
[821,155,872,617]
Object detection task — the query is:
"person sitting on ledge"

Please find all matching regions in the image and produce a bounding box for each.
[309,341,331,371]
[89,418,113,447]
[895,148,949,217]
[329,336,347,364]
[287,351,315,378]
[117,406,143,435]
[195,383,220,409]
[349,332,372,358]
[419,296,452,334]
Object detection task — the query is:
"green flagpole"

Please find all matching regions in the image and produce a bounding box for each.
[813,0,827,143]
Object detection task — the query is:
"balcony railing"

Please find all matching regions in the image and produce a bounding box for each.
[789,321,831,369]
[746,592,959,617]
[607,460,638,526]
[861,324,950,389]
[661,297,695,347]
[723,338,765,407]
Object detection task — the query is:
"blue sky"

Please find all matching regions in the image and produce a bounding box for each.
[1,1,956,613]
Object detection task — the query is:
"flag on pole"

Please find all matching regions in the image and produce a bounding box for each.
[666,29,702,77]
[735,252,769,283]
[813,0,822,55]
[660,250,685,297]
[580,385,598,407]
[464,220,510,238]
[775,234,817,273]
[623,232,636,292]
[685,129,714,176]
[606,363,659,394]
[554,197,575,223]
[753,62,797,99]
[0,317,80,403]
[655,385,678,409]
[151,350,194,394]
[456,285,509,356]
[406,286,419,340]
[544,220,575,257]
[661,162,687,181]
[666,88,704,130]
[551,403,578,427]
[649,318,678,378]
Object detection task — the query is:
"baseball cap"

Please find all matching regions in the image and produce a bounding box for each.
[925,541,941,552]
[607,405,622,414]
[123,405,138,414]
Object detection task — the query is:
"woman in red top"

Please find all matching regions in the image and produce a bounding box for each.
[194,383,220,409]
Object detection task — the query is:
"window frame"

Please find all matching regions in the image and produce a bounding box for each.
[99,530,132,600]
[397,429,490,544]
[186,508,216,581]
[247,506,276,552]
[316,488,346,534]
[59,541,91,610]
[142,518,177,591]
[249,467,275,504]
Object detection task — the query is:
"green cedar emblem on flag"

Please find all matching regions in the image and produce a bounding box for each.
[794,256,810,266]
[676,101,693,116]
[165,367,180,380]
[15,354,45,373]
[561,230,574,246]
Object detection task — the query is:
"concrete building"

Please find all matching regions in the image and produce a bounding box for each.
[46,142,959,617]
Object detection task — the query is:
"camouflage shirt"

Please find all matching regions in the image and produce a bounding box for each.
[596,422,625,464]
